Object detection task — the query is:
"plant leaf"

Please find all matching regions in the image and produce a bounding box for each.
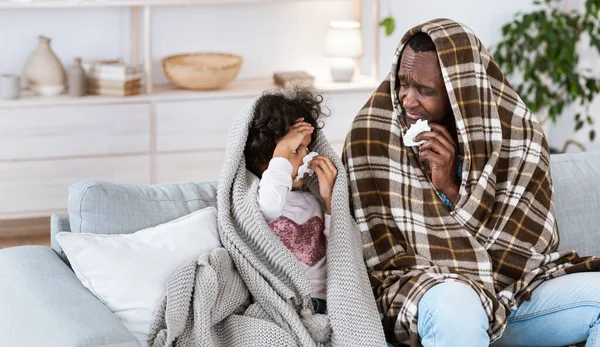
[496,0,600,131]
[591,129,597,141]
[379,17,396,36]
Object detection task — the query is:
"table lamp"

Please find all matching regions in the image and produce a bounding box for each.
[324,21,363,82]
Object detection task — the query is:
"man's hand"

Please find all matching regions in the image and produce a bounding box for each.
[414,123,460,205]
[273,118,314,159]
[309,156,338,214]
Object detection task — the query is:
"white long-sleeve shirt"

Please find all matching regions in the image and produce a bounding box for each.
[258,157,330,299]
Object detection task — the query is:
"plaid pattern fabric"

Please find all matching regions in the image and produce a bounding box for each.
[342,18,600,346]
[438,156,461,209]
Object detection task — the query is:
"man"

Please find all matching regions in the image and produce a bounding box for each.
[342,18,600,347]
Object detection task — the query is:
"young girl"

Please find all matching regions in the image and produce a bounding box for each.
[244,88,337,314]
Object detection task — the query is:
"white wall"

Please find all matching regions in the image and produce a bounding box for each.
[0,1,356,83]
[151,1,356,83]
[0,8,129,75]
[375,0,600,152]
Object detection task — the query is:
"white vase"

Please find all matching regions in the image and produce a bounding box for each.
[23,36,66,96]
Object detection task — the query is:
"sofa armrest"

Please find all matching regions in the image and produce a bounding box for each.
[551,151,600,256]
[51,212,71,264]
[0,246,139,347]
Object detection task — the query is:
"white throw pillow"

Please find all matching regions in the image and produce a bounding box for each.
[56,206,221,347]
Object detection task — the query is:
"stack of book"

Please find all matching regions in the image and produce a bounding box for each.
[82,60,143,97]
[273,71,315,89]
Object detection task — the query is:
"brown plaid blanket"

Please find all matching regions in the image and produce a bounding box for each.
[342,18,600,346]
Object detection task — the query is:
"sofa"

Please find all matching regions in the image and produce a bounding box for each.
[1,151,599,347]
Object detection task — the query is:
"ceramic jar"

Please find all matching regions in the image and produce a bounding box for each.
[23,35,66,96]
[67,57,86,97]
[0,74,21,100]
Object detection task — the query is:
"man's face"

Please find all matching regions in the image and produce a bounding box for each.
[397,45,451,127]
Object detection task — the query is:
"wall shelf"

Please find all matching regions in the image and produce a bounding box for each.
[0,75,379,109]
[1,0,378,99]
[0,0,341,9]
[1,0,375,96]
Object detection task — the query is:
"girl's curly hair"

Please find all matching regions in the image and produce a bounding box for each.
[244,87,328,178]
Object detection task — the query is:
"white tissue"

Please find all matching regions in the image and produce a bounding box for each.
[295,151,319,181]
[403,119,431,147]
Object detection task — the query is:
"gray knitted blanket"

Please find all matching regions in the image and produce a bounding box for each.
[150,100,386,347]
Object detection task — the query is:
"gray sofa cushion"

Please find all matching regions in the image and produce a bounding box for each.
[551,151,600,256]
[0,246,139,347]
[68,180,218,235]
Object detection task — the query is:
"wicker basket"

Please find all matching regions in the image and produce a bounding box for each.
[162,52,243,90]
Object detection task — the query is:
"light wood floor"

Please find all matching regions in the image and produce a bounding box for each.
[0,217,50,248]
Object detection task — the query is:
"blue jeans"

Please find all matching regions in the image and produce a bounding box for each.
[402,273,600,347]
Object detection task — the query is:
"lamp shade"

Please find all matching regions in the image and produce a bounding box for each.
[324,21,363,58]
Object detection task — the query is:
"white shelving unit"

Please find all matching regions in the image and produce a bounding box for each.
[0,0,382,219]
[0,0,379,99]
[0,0,345,9]
[0,75,379,109]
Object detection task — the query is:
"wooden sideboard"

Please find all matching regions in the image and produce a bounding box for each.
[0,77,377,218]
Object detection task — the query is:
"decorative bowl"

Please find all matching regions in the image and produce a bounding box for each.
[162,52,243,90]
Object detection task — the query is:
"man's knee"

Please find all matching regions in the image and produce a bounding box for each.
[418,282,489,340]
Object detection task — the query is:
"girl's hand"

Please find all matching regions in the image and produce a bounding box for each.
[273,118,314,159]
[309,155,338,214]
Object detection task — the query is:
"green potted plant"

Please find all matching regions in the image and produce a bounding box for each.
[494,0,600,152]
[380,0,600,152]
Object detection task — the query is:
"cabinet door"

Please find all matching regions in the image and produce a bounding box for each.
[0,155,151,216]
[321,92,370,143]
[156,98,255,152]
[0,104,151,160]
[155,141,346,185]
[156,151,224,184]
